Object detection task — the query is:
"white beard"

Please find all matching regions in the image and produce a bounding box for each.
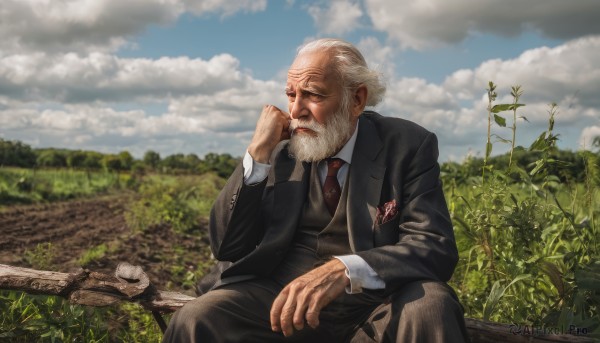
[288,108,354,162]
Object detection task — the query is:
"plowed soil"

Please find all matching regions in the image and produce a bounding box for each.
[0,196,211,293]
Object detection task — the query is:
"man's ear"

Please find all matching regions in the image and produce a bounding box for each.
[351,85,368,119]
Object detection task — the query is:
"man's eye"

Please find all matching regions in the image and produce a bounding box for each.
[306,92,323,101]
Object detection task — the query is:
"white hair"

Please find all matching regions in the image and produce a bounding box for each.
[297,38,386,107]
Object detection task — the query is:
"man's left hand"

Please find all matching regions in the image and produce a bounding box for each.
[270,259,349,337]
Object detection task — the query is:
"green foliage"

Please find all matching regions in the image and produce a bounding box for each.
[78,244,110,267]
[0,167,130,206]
[24,243,57,270]
[0,138,36,168]
[0,291,164,342]
[0,137,241,178]
[143,150,161,170]
[200,153,238,178]
[125,173,225,233]
[36,150,68,168]
[447,83,600,337]
[114,303,164,342]
[0,291,108,342]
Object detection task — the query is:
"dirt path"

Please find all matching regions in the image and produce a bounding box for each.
[0,196,211,292]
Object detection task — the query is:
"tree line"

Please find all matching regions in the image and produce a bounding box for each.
[441,143,600,185]
[0,138,239,178]
[2,137,598,182]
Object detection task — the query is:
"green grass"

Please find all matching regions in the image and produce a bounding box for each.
[78,244,110,267]
[125,172,225,233]
[0,167,132,206]
[0,290,164,342]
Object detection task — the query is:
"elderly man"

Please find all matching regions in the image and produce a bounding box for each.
[163,38,468,342]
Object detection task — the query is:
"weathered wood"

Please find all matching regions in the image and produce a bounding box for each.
[465,318,597,342]
[0,264,597,342]
[0,263,194,313]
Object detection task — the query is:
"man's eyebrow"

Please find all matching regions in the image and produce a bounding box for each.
[302,84,327,95]
[286,77,330,95]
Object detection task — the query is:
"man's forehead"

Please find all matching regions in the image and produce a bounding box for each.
[286,51,338,87]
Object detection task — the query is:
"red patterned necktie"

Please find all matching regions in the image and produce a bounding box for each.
[323,158,344,215]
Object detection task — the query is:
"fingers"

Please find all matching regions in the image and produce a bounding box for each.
[248,105,291,163]
[306,298,324,329]
[270,287,287,333]
[270,284,306,337]
[270,261,348,337]
[270,282,326,337]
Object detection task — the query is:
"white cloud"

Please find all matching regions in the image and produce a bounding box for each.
[357,36,396,77]
[0,0,267,54]
[183,0,267,18]
[579,126,600,150]
[0,52,250,103]
[375,36,600,159]
[443,36,600,117]
[308,0,363,35]
[364,0,600,50]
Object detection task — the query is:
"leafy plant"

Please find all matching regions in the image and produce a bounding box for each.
[125,173,224,233]
[78,244,110,267]
[448,83,599,337]
[24,243,57,270]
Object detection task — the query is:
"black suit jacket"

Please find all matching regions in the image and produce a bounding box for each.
[206,111,458,296]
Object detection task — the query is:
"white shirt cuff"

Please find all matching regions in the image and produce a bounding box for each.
[243,150,271,185]
[334,255,386,294]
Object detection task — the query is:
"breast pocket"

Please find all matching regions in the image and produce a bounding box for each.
[373,215,399,246]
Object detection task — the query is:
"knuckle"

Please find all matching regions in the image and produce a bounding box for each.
[281,317,292,327]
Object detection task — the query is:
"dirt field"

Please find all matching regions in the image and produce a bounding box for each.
[0,196,212,293]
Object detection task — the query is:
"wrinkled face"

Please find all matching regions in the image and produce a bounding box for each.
[286,50,345,132]
[286,50,355,162]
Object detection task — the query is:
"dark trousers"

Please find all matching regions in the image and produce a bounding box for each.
[162,279,469,343]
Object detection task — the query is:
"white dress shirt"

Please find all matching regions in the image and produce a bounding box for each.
[242,125,385,294]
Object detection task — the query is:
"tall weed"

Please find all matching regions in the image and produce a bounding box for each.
[125,173,225,233]
[447,83,599,337]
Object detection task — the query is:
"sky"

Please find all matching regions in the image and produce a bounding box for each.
[1,0,600,162]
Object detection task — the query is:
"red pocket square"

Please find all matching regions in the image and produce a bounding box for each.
[376,199,398,225]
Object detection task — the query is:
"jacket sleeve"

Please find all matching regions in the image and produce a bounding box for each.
[356,132,458,294]
[209,163,267,262]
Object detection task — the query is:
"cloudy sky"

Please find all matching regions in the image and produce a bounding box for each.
[1,0,600,161]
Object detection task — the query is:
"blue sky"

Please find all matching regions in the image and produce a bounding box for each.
[1,0,599,161]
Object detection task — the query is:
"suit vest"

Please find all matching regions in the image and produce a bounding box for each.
[271,162,352,285]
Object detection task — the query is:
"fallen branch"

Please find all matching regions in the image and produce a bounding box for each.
[0,264,596,342]
[0,263,194,313]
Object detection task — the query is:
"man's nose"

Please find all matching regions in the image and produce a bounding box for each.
[289,96,308,120]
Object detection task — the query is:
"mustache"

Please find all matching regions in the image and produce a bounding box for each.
[289,119,325,134]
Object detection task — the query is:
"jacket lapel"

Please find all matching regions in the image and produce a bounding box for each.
[347,116,385,252]
[268,146,310,243]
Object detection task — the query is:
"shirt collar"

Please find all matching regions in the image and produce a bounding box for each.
[331,122,358,165]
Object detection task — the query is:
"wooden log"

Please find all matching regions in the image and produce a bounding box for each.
[0,264,597,342]
[0,263,194,313]
[465,318,597,343]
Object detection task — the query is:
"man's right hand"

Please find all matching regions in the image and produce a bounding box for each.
[248,105,291,164]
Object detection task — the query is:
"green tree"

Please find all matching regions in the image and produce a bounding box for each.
[117,151,134,171]
[67,151,88,169]
[102,154,122,172]
[202,153,238,178]
[0,138,36,167]
[143,150,161,170]
[161,153,188,172]
[36,149,67,168]
[82,151,103,169]
[184,153,202,172]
